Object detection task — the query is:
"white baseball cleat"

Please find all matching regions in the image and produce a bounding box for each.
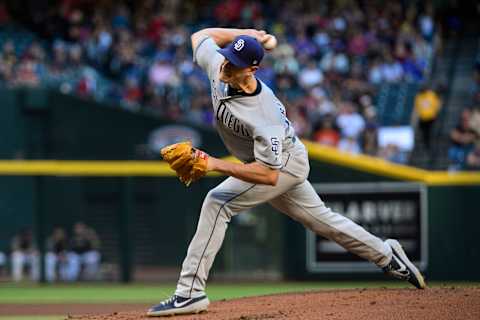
[383,239,426,289]
[147,295,209,317]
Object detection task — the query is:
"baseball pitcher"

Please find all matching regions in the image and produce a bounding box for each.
[147,28,426,317]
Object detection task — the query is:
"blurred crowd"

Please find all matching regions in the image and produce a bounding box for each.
[0,0,441,162]
[0,222,101,282]
[447,57,480,171]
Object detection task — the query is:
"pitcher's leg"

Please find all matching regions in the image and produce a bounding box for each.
[269,180,391,267]
[176,173,301,298]
[175,180,255,298]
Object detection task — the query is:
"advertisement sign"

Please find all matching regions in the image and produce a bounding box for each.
[306,182,427,273]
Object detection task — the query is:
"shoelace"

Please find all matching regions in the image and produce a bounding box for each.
[383,259,410,280]
[160,296,176,306]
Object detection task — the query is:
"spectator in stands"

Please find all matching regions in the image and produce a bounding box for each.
[11,228,39,281]
[148,55,179,89]
[298,60,324,89]
[469,105,480,138]
[0,41,16,83]
[466,141,480,169]
[368,58,383,85]
[381,53,404,83]
[363,124,379,157]
[50,41,68,75]
[65,222,101,281]
[45,227,69,282]
[338,136,362,154]
[122,76,143,109]
[287,105,311,138]
[13,60,40,87]
[418,3,436,43]
[448,109,477,171]
[0,0,438,160]
[272,41,299,75]
[378,143,408,164]
[412,84,442,151]
[336,102,366,145]
[76,68,97,98]
[16,42,46,86]
[313,116,340,147]
[0,251,6,277]
[361,97,379,156]
[308,87,337,120]
[320,44,350,76]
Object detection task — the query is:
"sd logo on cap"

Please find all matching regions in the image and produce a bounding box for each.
[217,35,264,68]
[234,39,245,51]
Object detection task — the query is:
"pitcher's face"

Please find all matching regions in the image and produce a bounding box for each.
[219,59,256,85]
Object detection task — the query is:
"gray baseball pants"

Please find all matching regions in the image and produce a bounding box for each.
[175,146,392,298]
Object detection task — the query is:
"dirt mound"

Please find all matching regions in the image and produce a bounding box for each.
[64,287,480,320]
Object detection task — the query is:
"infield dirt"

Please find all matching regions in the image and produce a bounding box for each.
[5,287,480,320]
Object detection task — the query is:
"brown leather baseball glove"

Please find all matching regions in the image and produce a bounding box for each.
[160,141,209,186]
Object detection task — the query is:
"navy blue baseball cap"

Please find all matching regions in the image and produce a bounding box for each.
[217,35,264,68]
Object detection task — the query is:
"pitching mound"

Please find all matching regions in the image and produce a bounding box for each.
[67,287,479,320]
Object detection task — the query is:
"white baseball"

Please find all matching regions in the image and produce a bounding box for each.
[263,35,277,50]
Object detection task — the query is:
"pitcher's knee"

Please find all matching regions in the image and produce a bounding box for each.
[204,190,222,206]
[202,190,234,219]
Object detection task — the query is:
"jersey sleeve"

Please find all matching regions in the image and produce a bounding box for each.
[253,125,285,169]
[193,36,224,79]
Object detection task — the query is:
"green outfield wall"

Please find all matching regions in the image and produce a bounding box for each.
[0,88,227,271]
[283,162,480,281]
[0,88,478,281]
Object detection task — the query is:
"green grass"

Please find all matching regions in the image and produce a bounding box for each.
[0,281,404,304]
[0,281,479,304]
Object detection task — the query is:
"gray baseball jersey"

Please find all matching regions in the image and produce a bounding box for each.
[194,37,302,176]
[175,36,392,299]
